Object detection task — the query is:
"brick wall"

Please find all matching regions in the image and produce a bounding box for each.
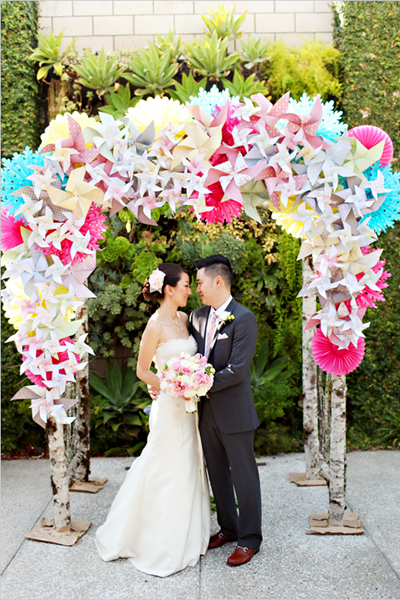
[39,0,333,53]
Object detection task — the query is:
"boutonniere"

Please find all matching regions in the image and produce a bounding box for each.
[218,311,235,330]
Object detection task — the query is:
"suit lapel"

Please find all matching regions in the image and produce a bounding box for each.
[208,298,237,358]
[197,306,210,356]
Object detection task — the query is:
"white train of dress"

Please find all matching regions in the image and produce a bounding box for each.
[95,335,210,577]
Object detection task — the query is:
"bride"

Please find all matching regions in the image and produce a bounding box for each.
[95,262,210,577]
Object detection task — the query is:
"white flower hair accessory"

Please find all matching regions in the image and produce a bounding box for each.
[148,268,166,293]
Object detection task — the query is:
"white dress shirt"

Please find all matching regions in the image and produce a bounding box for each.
[204,295,233,343]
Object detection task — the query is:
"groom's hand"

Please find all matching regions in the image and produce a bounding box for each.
[148,385,159,401]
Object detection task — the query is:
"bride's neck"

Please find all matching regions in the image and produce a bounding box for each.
[159,298,179,317]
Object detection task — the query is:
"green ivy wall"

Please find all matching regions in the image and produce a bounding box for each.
[1,0,42,158]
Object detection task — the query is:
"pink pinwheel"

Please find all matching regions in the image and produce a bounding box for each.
[40,115,100,175]
[312,327,365,375]
[24,337,80,387]
[61,254,97,298]
[205,153,266,205]
[249,92,290,139]
[280,96,331,150]
[344,246,391,310]
[198,182,242,225]
[42,204,107,265]
[127,191,164,225]
[348,125,393,167]
[1,209,31,251]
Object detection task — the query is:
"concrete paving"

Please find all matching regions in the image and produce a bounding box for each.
[1,451,399,600]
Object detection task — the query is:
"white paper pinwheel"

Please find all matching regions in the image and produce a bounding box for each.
[11,385,77,428]
[239,180,270,223]
[171,121,222,170]
[205,153,266,204]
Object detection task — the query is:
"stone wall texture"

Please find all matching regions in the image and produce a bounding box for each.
[39,0,334,52]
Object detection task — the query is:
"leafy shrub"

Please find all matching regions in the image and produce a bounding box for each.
[90,361,150,440]
[1,0,42,158]
[261,39,341,102]
[334,1,400,170]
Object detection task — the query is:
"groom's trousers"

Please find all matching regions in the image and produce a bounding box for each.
[200,399,262,550]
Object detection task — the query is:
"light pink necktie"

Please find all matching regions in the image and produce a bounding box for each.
[205,311,219,359]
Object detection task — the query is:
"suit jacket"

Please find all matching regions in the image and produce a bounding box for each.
[189,298,259,434]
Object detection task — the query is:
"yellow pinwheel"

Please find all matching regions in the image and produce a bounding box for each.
[342,138,385,181]
[45,166,106,220]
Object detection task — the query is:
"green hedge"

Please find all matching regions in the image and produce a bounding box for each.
[334,1,400,447]
[1,0,42,158]
[334,1,400,170]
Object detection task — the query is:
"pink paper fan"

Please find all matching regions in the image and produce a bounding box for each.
[348,125,393,167]
[24,337,80,387]
[311,328,365,376]
[1,209,30,251]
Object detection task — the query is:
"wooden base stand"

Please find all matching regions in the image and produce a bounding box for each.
[69,476,108,493]
[306,512,364,535]
[289,472,327,486]
[25,518,92,546]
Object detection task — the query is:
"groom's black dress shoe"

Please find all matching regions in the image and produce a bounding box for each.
[227,545,259,566]
[208,531,238,549]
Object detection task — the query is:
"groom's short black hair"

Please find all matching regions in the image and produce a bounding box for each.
[195,254,233,287]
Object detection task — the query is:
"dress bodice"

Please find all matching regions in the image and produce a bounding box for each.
[154,335,197,371]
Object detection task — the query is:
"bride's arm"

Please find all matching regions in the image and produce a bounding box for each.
[136,322,162,389]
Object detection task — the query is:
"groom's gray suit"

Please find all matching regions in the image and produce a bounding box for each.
[189,298,262,550]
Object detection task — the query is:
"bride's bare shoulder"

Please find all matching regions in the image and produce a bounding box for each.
[145,313,163,336]
[178,311,189,325]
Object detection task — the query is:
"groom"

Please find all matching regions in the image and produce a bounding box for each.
[189,254,262,567]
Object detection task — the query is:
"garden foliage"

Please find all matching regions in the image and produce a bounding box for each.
[334,1,400,170]
[28,6,342,117]
[334,1,400,447]
[1,0,42,158]
[2,2,398,456]
[86,210,304,455]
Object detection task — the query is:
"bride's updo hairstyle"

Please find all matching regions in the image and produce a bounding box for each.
[142,262,190,301]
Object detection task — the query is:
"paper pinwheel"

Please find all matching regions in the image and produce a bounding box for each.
[40,114,100,175]
[45,166,106,220]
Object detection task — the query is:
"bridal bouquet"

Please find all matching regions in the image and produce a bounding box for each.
[160,352,215,413]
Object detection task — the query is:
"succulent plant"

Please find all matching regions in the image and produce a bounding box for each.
[168,72,207,104]
[240,36,271,70]
[221,68,268,100]
[184,31,241,81]
[124,44,179,97]
[202,3,247,42]
[74,47,125,97]
[155,31,182,62]
[100,83,139,119]
[29,29,77,80]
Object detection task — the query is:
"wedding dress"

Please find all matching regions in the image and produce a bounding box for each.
[95,335,210,577]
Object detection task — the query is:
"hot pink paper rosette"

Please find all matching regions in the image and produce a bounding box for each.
[348,125,393,167]
[311,328,365,376]
[1,209,30,251]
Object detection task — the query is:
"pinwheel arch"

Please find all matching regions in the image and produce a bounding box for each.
[2,89,400,428]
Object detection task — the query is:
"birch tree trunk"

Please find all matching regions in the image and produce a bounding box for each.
[73,299,91,482]
[318,371,332,463]
[46,416,71,530]
[329,374,347,526]
[302,256,319,479]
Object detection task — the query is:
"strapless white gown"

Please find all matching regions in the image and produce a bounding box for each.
[95,335,210,577]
